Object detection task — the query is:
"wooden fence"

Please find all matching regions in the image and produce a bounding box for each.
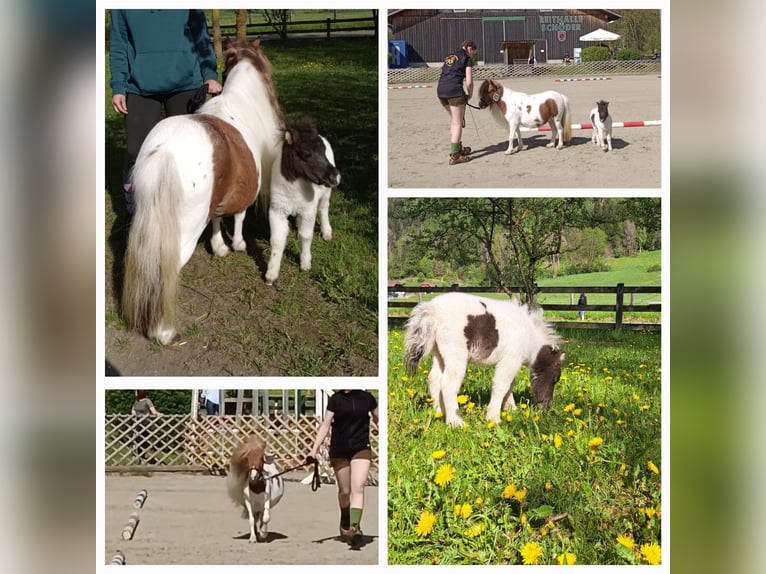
[388,283,661,331]
[104,414,379,485]
[219,16,377,40]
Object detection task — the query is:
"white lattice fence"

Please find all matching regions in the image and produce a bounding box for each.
[388,60,661,85]
[105,415,379,485]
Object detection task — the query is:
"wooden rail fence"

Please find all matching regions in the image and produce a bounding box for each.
[219,16,377,40]
[388,283,660,331]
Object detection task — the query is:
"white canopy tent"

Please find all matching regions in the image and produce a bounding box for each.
[579,28,621,42]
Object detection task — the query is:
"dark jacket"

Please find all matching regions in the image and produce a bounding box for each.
[437,48,473,99]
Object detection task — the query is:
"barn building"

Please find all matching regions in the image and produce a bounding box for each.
[388,8,622,66]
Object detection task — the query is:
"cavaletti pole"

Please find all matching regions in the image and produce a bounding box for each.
[133,489,148,509]
[121,512,140,540]
[520,120,661,133]
[110,550,126,565]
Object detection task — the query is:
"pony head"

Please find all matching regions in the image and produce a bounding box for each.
[478,79,503,109]
[280,118,340,188]
[529,345,565,409]
[596,100,610,122]
[231,436,267,492]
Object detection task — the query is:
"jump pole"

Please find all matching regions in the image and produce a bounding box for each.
[121,512,140,540]
[133,489,148,509]
[520,120,661,133]
[110,550,126,565]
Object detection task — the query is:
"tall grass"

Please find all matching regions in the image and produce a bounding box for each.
[387,327,662,565]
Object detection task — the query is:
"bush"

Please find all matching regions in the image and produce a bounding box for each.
[616,48,641,60]
[646,263,661,273]
[106,389,193,414]
[581,46,611,62]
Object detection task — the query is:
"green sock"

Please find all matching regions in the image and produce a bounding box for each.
[340,506,350,529]
[450,142,460,154]
[350,507,363,529]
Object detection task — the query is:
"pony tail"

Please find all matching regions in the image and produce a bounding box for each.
[562,95,572,142]
[121,150,181,344]
[404,302,437,375]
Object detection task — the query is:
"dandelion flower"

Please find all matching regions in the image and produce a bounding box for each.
[556,552,577,565]
[616,534,635,549]
[554,434,563,449]
[487,420,496,429]
[481,441,490,448]
[405,387,414,397]
[434,464,455,486]
[505,414,513,422]
[474,497,483,505]
[457,394,469,404]
[454,503,472,518]
[647,460,659,474]
[414,510,436,537]
[463,522,485,538]
[567,430,575,438]
[564,403,575,413]
[545,481,553,491]
[434,411,443,419]
[431,450,446,460]
[466,402,475,411]
[513,488,527,502]
[542,434,549,442]
[520,541,543,565]
[588,437,604,452]
[640,542,661,565]
[520,403,528,410]
[501,484,517,499]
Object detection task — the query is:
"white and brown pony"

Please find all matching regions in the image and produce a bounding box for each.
[265,117,341,285]
[404,292,565,427]
[478,78,572,154]
[122,38,283,345]
[590,100,613,151]
[226,435,285,543]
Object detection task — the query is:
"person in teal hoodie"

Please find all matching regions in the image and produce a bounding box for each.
[109,9,223,214]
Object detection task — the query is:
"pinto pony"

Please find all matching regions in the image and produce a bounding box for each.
[265,118,341,285]
[121,38,283,345]
[226,435,285,543]
[404,292,565,427]
[590,100,613,151]
[478,78,571,154]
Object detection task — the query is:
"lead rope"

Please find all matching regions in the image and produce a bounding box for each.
[266,457,321,492]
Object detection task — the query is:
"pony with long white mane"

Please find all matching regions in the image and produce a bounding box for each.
[478,78,572,155]
[226,435,285,543]
[122,38,283,345]
[404,292,565,427]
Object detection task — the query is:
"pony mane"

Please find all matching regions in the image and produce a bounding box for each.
[220,37,283,124]
[230,435,267,476]
[525,303,561,348]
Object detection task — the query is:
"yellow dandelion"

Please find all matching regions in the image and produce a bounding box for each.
[617,419,626,425]
[505,414,513,422]
[466,401,475,411]
[523,410,530,419]
[554,434,563,449]
[616,534,635,549]
[487,420,496,429]
[564,403,575,413]
[501,484,517,499]
[534,415,540,422]
[520,512,528,526]
[434,412,443,419]
[457,394,469,404]
[425,397,435,403]
[556,552,577,565]
[520,541,543,565]
[414,510,436,537]
[640,542,661,565]
[542,434,549,442]
[588,437,604,452]
[454,503,472,519]
[434,464,455,486]
[619,463,627,473]
[513,488,527,502]
[480,441,490,448]
[647,460,659,474]
[463,522,485,538]
[567,430,575,438]
[401,376,410,383]
[474,497,483,505]
[545,481,553,491]
[431,450,446,460]
[405,387,414,397]
[573,408,582,416]
[641,404,650,411]
[632,394,640,401]
[520,403,529,410]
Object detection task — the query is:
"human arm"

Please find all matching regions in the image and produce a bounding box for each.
[188,10,222,93]
[108,10,130,102]
[371,407,379,426]
[464,65,474,100]
[308,409,334,458]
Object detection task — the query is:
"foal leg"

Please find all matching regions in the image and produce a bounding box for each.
[318,189,333,241]
[487,356,523,421]
[265,210,290,285]
[230,210,247,252]
[210,216,230,257]
[243,489,257,543]
[440,353,468,427]
[427,349,445,415]
[296,211,316,271]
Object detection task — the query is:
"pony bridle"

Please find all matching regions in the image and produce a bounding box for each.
[248,466,266,493]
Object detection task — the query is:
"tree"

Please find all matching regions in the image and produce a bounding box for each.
[263,9,291,41]
[236,9,248,40]
[211,9,222,60]
[564,227,609,273]
[611,10,661,56]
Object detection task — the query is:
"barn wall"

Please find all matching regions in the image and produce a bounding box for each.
[388,9,616,64]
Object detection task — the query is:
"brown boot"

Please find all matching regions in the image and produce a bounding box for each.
[449,152,470,165]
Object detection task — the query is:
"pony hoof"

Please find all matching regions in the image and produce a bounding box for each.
[446,417,466,428]
[232,240,247,252]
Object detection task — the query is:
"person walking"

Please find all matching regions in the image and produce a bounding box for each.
[436,40,477,165]
[109,9,223,215]
[131,390,162,463]
[578,292,588,320]
[307,390,378,545]
[201,389,221,415]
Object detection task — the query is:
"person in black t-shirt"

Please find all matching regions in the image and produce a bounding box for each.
[436,40,478,165]
[308,390,378,545]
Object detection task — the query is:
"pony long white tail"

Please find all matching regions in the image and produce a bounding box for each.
[562,95,572,142]
[122,150,182,345]
[404,302,438,375]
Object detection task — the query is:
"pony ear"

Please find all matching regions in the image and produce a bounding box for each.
[223,37,232,50]
[252,37,262,49]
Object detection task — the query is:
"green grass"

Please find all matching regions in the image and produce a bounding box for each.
[387,327,662,565]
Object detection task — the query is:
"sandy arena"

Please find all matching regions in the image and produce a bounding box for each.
[104,473,378,565]
[388,74,662,188]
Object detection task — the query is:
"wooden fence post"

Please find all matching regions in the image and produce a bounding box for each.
[615,283,625,330]
[326,18,331,38]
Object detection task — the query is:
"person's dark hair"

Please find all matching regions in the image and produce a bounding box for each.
[136,390,147,400]
[461,40,477,51]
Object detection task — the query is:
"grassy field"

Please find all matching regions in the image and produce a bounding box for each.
[387,327,662,565]
[104,36,378,375]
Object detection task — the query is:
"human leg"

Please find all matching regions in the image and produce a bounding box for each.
[332,458,352,536]
[123,94,163,214]
[163,89,199,118]
[348,450,372,544]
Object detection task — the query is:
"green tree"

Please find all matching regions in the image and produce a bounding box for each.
[263,9,290,41]
[611,9,661,56]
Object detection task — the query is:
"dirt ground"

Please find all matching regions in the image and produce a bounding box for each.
[104,473,378,565]
[388,74,662,188]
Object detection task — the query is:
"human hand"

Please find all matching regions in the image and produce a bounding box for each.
[112,94,128,115]
[205,79,223,94]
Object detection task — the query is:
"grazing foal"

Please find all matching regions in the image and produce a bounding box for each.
[265,118,341,285]
[590,100,613,151]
